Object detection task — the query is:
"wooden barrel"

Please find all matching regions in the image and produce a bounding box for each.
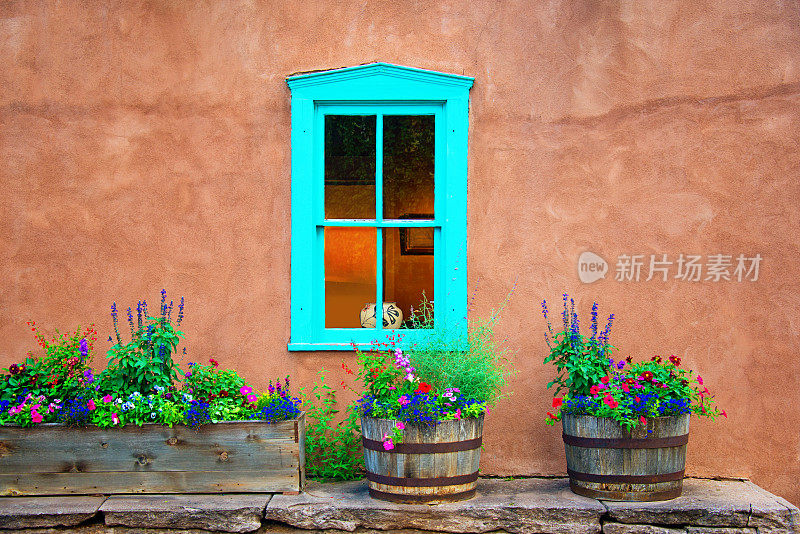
[562,414,690,501]
[361,415,483,504]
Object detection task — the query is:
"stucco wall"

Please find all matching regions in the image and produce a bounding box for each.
[2,1,799,504]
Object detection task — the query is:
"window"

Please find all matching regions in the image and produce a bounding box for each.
[286,63,473,350]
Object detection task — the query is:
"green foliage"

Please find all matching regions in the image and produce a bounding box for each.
[0,323,96,404]
[301,370,363,481]
[98,293,184,396]
[405,298,513,407]
[541,296,614,397]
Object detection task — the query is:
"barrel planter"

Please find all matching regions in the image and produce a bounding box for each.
[361,415,483,504]
[562,413,689,502]
[0,415,305,496]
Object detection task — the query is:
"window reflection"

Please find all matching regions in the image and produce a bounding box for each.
[325,115,376,219]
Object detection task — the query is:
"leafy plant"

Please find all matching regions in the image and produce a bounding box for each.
[98,290,184,396]
[301,370,363,481]
[541,294,614,397]
[0,323,97,404]
[550,355,725,430]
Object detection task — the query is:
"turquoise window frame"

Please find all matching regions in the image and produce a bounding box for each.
[286,63,474,351]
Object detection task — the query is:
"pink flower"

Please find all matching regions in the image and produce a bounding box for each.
[102,394,113,403]
[111,413,119,425]
[395,422,405,430]
[382,434,394,451]
[31,411,43,424]
[455,408,462,420]
[246,394,258,403]
[602,395,619,409]
[697,376,703,385]
[240,386,252,396]
[620,383,630,393]
[9,405,23,415]
[721,410,728,418]
[87,399,96,411]
[600,376,610,384]
[397,396,409,407]
[387,386,396,390]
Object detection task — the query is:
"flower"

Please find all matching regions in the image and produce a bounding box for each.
[395,422,405,430]
[546,411,557,421]
[102,394,113,403]
[415,382,432,394]
[240,386,252,396]
[111,413,119,425]
[639,416,647,426]
[209,358,218,368]
[721,410,727,418]
[602,395,618,409]
[589,385,600,395]
[697,376,704,385]
[383,437,394,451]
[620,383,630,393]
[455,408,462,420]
[641,371,654,381]
[600,376,610,384]
[87,399,96,411]
[246,394,258,403]
[31,411,43,423]
[397,396,410,407]
[552,397,563,408]
[79,338,89,358]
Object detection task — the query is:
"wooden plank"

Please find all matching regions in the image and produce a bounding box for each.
[0,423,298,473]
[0,470,299,496]
[0,419,304,495]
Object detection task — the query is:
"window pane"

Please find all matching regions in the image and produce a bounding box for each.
[383,227,434,329]
[325,227,376,328]
[325,115,376,219]
[383,115,435,220]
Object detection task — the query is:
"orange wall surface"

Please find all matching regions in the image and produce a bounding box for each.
[1,1,799,504]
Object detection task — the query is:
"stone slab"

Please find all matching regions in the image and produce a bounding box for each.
[265,478,606,534]
[99,494,272,533]
[602,478,799,533]
[0,496,106,528]
[603,523,686,534]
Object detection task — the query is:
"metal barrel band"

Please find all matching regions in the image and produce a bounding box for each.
[368,487,476,503]
[562,433,689,449]
[362,436,482,454]
[365,471,479,487]
[567,468,685,484]
[569,482,683,502]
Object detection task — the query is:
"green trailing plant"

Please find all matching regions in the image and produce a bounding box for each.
[301,370,363,481]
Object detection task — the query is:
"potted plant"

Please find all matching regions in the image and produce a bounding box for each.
[354,302,513,504]
[542,294,725,502]
[0,291,305,496]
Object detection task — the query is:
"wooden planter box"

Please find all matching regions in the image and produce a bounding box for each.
[361,415,483,504]
[0,414,305,496]
[562,413,689,502]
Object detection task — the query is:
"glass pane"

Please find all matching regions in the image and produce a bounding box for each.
[325,227,376,328]
[383,227,434,329]
[383,115,435,220]
[325,115,376,219]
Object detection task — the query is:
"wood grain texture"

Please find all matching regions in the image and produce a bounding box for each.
[562,414,690,502]
[0,417,305,496]
[361,415,483,504]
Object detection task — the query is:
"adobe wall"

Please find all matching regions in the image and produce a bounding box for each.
[1,1,798,504]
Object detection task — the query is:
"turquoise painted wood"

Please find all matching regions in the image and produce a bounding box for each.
[287,63,474,351]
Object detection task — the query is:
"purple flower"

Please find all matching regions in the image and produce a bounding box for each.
[176,297,185,326]
[83,368,94,384]
[185,371,192,378]
[79,339,88,358]
[616,361,625,370]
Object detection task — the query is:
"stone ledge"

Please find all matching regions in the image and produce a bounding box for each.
[0,496,106,529]
[0,478,796,534]
[267,478,605,534]
[99,494,271,533]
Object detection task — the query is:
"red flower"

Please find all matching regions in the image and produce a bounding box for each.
[416,382,432,394]
[546,412,557,421]
[625,356,633,364]
[600,376,610,384]
[603,395,619,409]
[642,371,654,381]
[668,355,681,366]
[721,410,727,418]
[552,397,563,408]
[590,385,600,395]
